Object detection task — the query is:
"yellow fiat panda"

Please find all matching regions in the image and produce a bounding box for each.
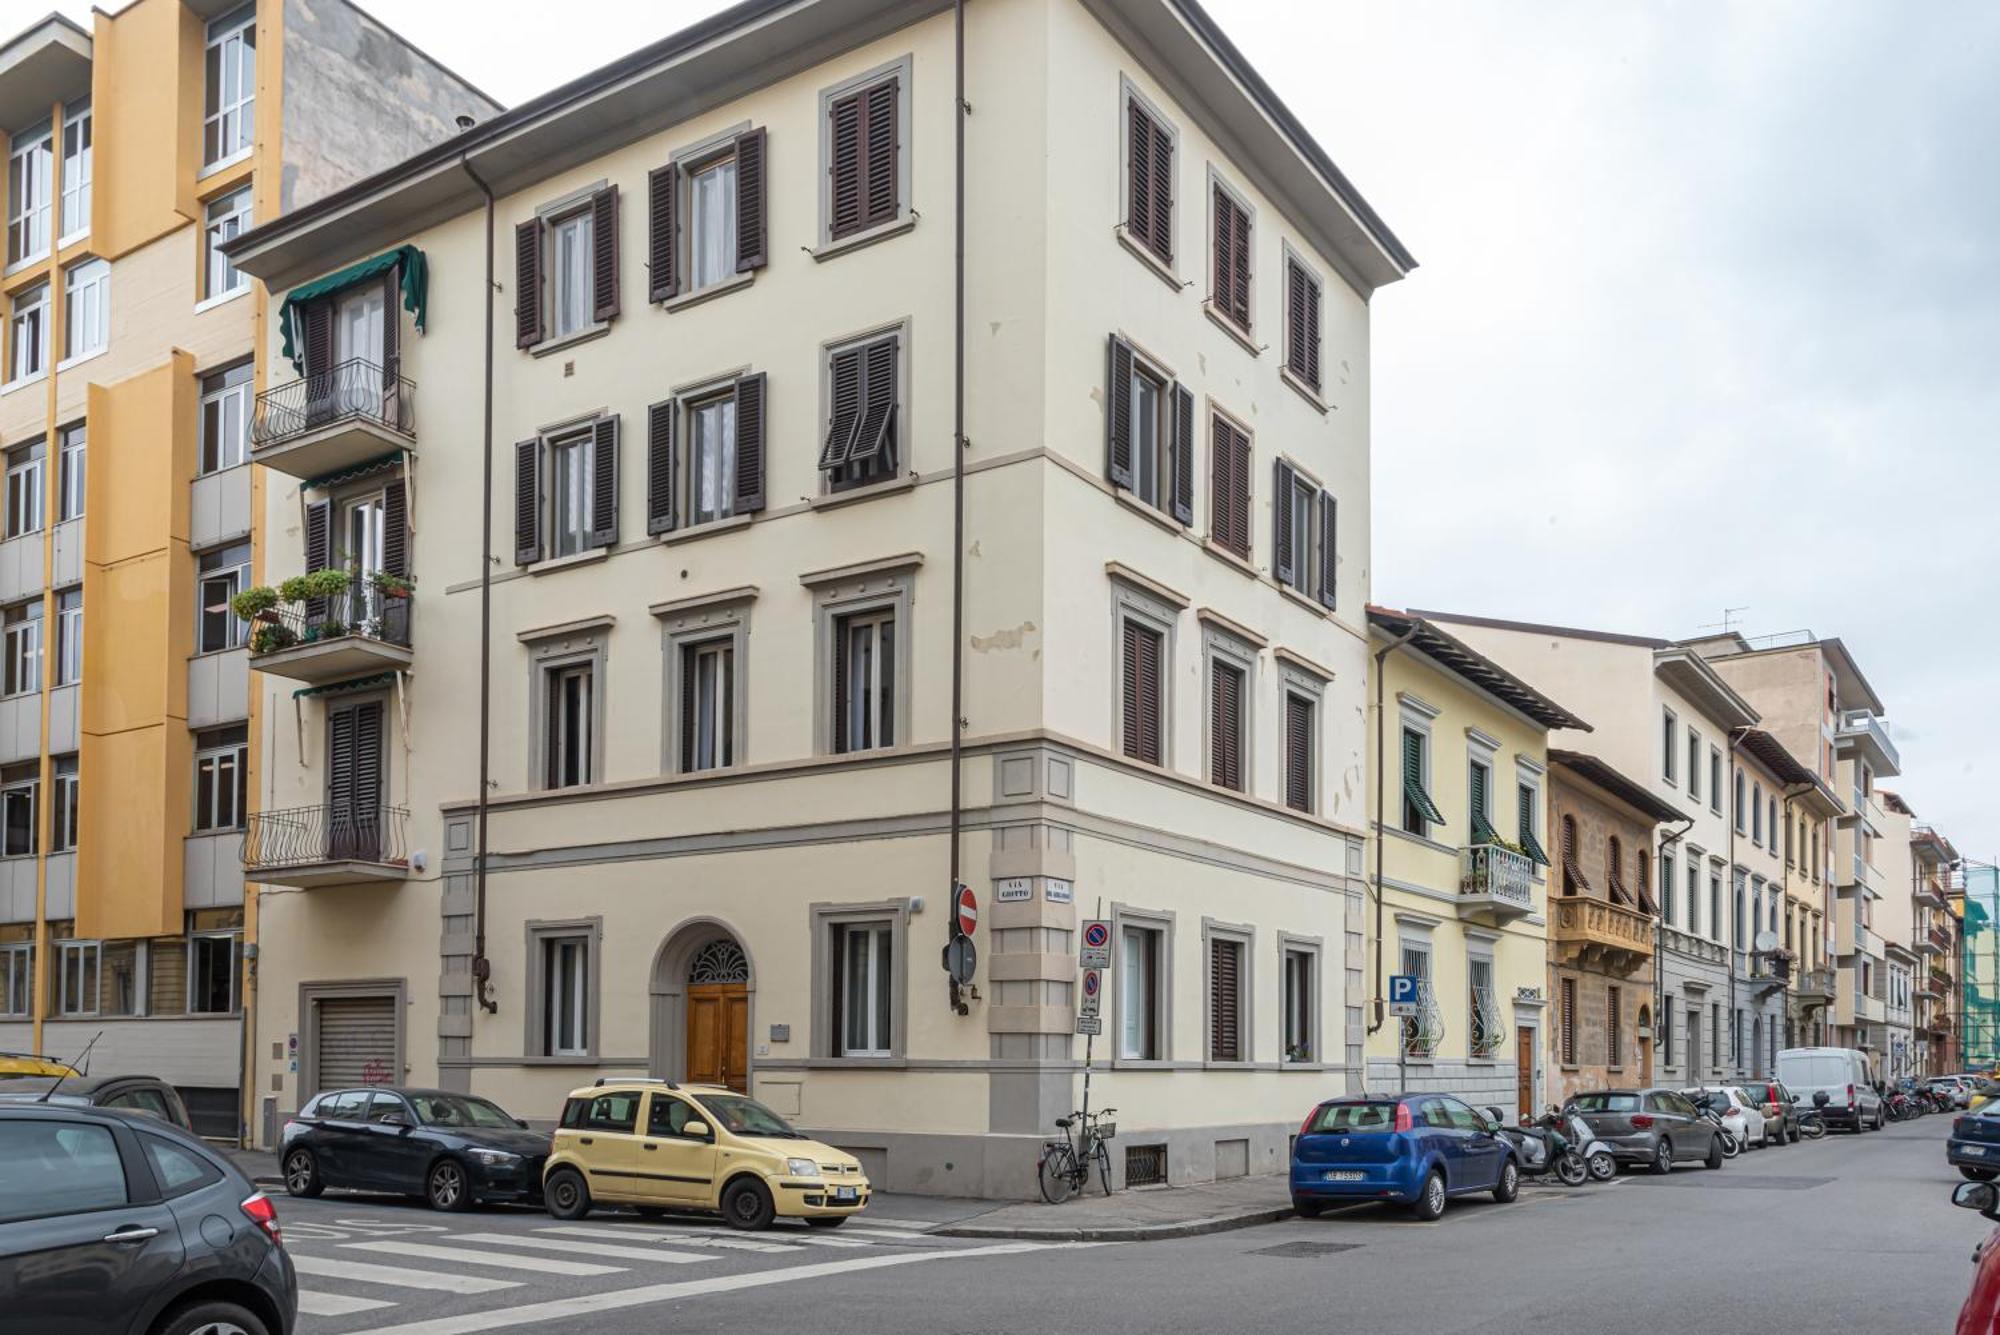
[542,1079,870,1230]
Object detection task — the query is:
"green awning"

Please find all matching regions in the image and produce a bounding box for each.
[278,245,427,373]
[304,449,405,493]
[292,672,397,700]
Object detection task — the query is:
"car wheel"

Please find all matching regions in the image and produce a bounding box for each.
[1705,1134,1724,1170]
[806,1216,849,1229]
[1961,1167,1999,1182]
[282,1147,324,1199]
[722,1177,776,1231]
[151,1299,270,1335]
[1411,1170,1447,1221]
[1291,1197,1325,1219]
[1652,1139,1673,1176]
[1762,1125,1775,1150]
[426,1158,472,1212]
[1493,1158,1520,1203]
[544,1167,591,1221]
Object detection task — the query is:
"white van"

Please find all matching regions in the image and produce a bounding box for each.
[1776,1047,1883,1131]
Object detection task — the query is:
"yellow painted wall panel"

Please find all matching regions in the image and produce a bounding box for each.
[91,0,203,260]
[76,726,187,940]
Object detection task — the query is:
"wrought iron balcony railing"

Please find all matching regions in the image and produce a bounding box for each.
[243,803,409,872]
[247,585,411,658]
[252,358,415,450]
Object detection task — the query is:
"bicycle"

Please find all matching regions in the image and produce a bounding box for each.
[1037,1107,1117,1203]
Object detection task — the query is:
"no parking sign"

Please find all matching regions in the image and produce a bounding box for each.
[1080,920,1112,969]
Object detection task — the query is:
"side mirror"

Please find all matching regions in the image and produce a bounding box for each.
[1485,1106,1508,1126]
[684,1120,711,1140]
[1955,1181,2000,1221]
[516,1118,530,1129]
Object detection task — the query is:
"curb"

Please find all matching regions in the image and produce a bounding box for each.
[934,1203,1292,1243]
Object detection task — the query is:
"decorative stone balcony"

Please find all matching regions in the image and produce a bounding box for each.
[1551,895,1654,974]
[1457,843,1536,925]
[1792,966,1836,1005]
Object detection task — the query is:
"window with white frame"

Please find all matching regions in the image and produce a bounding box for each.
[203,6,257,168]
[58,939,97,1016]
[61,258,107,363]
[193,726,247,833]
[0,763,34,857]
[541,933,590,1056]
[688,390,737,526]
[548,207,594,341]
[1282,945,1316,1063]
[101,943,139,1015]
[189,932,239,1014]
[3,601,40,697]
[5,436,42,538]
[833,921,894,1057]
[0,942,29,1016]
[679,638,734,772]
[6,121,51,265]
[51,754,76,852]
[199,362,252,474]
[10,281,48,383]
[547,428,594,559]
[834,607,896,753]
[1734,767,1747,833]
[56,422,82,522]
[1662,707,1677,784]
[1119,921,1163,1061]
[59,100,89,240]
[54,587,79,686]
[1687,727,1702,803]
[203,187,251,301]
[196,542,250,654]
[544,661,595,789]
[1752,780,1763,845]
[687,151,739,290]
[1662,847,1678,926]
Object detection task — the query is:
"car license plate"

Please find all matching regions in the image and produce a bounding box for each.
[1325,1170,1364,1182]
[833,1185,858,1201]
[1966,1146,1987,1158]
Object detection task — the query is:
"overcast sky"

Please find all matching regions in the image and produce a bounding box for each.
[27,0,2000,855]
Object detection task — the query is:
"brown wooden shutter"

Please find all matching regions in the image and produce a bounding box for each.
[514,437,541,564]
[1213,188,1249,326]
[829,91,863,240]
[1127,100,1154,247]
[1302,268,1321,389]
[646,398,677,536]
[301,299,335,379]
[831,619,851,753]
[1285,693,1311,813]
[591,186,620,323]
[1272,458,1296,585]
[303,498,332,623]
[1287,259,1321,390]
[735,127,768,272]
[847,337,896,466]
[1316,489,1337,609]
[1211,418,1249,560]
[863,80,898,229]
[1211,661,1242,791]
[1121,622,1142,760]
[678,643,697,772]
[381,478,407,579]
[1210,938,1241,1062]
[1169,383,1195,525]
[734,372,767,513]
[1121,622,1164,766]
[647,163,679,302]
[1209,415,1230,551]
[820,346,864,468]
[514,220,543,348]
[588,416,619,548]
[1231,427,1251,559]
[1147,114,1173,262]
[1106,335,1135,489]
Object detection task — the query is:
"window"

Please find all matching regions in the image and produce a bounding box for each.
[1606,835,1629,905]
[1120,619,1166,766]
[1104,336,1189,520]
[3,600,40,697]
[1687,728,1702,802]
[58,939,96,1015]
[679,639,734,772]
[1608,985,1624,1068]
[1207,655,1247,792]
[1769,795,1779,850]
[649,128,766,301]
[515,187,617,348]
[199,362,252,475]
[516,418,616,565]
[689,154,739,286]
[1283,252,1322,392]
[1734,767,1747,832]
[189,933,239,1014]
[50,754,76,852]
[1273,459,1337,608]
[1282,945,1315,1063]
[1662,708,1677,783]
[0,1119,127,1223]
[1560,814,1584,895]
[1401,726,1443,836]
[1468,757,1497,844]
[541,934,589,1056]
[544,662,595,788]
[549,209,594,339]
[1208,412,1251,560]
[1710,748,1723,813]
[196,542,250,654]
[203,6,256,168]
[9,281,48,383]
[193,726,247,832]
[203,187,251,301]
[1283,690,1315,813]
[61,258,107,362]
[56,423,82,522]
[833,922,893,1057]
[0,942,29,1017]
[1662,848,1678,926]
[1811,827,1820,880]
[549,429,595,558]
[826,73,901,241]
[59,100,89,240]
[6,121,51,265]
[1469,956,1499,1058]
[1687,856,1702,934]
[1558,976,1577,1065]
[1399,942,1435,1057]
[1786,814,1795,865]
[1663,991,1676,1067]
[834,608,896,753]
[53,588,78,686]
[141,1133,221,1198]
[1517,781,1549,866]
[1207,933,1247,1062]
[1710,871,1723,943]
[5,437,42,538]
[1119,923,1162,1060]
[0,763,34,857]
[1210,181,1251,329]
[1124,88,1174,265]
[1752,781,1763,844]
[819,331,900,491]
[1710,1003,1721,1071]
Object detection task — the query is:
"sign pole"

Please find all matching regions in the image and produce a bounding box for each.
[1083,897,1103,1129]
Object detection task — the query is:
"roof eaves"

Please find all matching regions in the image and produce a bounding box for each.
[1370,606,1591,733]
[1405,608,1670,650]
[1547,749,1685,825]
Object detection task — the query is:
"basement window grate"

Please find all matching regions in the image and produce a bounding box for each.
[1124,1143,1168,1187]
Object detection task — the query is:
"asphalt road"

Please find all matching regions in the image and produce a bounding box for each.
[276,1116,1980,1335]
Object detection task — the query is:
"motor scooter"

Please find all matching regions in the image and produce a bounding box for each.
[1487,1105,1607,1186]
[1556,1106,1618,1182]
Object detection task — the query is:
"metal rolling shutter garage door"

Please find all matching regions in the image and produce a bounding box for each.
[315,995,397,1091]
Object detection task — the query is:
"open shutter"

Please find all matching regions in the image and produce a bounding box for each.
[1148,115,1173,261]
[647,163,679,302]
[1470,765,1497,844]
[820,346,864,469]
[863,80,899,229]
[735,127,768,272]
[381,478,407,578]
[588,416,619,548]
[1230,199,1251,324]
[326,705,355,818]
[846,337,896,465]
[591,186,620,323]
[1211,939,1241,1061]
[678,644,696,772]
[1169,383,1195,525]
[514,438,541,564]
[1209,416,1230,551]
[1128,100,1153,244]
[1316,490,1338,609]
[734,372,767,513]
[301,298,335,379]
[1212,187,1232,309]
[1285,694,1311,812]
[646,398,677,536]
[352,701,384,861]
[303,499,331,624]
[514,220,543,348]
[1272,459,1296,585]
[829,91,862,239]
[1106,335,1135,489]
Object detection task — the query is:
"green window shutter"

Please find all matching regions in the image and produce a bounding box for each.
[1400,730,1446,828]
[1468,763,1497,845]
[1516,783,1550,866]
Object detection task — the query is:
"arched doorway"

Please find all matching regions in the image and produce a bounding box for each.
[650,921,753,1091]
[1637,1004,1653,1084]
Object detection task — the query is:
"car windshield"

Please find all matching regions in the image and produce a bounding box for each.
[410,1094,517,1129]
[1571,1093,1640,1112]
[695,1093,805,1138]
[1306,1102,1401,1132]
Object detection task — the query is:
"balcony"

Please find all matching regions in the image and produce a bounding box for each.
[245,586,412,685]
[242,804,409,888]
[1836,708,1901,777]
[1551,895,1654,974]
[251,359,415,480]
[1917,876,1950,911]
[1920,921,1953,956]
[1793,966,1836,1005]
[1457,843,1536,924]
[1852,991,1886,1024]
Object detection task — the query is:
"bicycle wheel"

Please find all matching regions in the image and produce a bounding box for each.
[1093,1139,1113,1196]
[1038,1145,1077,1204]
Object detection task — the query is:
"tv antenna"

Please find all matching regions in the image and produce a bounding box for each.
[1698,606,1749,635]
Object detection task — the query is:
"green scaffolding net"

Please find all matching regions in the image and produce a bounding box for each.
[1964,861,2000,1071]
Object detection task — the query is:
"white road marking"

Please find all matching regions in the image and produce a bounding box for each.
[342,1240,626,1277]
[297,1292,396,1317]
[290,1255,521,1294]
[838,1227,930,1241]
[844,1216,940,1230]
[446,1232,711,1264]
[341,1243,1085,1335]
[766,1232,872,1248]
[535,1224,791,1253]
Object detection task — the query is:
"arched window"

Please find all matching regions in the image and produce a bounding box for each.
[688,938,750,984]
[1606,835,1633,907]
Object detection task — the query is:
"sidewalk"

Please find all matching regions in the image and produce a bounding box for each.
[232,1148,282,1187]
[932,1173,1292,1242]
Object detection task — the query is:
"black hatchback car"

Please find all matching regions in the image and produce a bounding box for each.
[281,1086,550,1211]
[0,1101,296,1335]
[0,1071,196,1131]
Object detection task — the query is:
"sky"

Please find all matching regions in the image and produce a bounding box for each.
[22,0,2000,855]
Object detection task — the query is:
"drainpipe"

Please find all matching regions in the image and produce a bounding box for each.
[462,157,499,1014]
[1655,814,1695,1071]
[944,0,969,1017]
[1366,622,1422,1035]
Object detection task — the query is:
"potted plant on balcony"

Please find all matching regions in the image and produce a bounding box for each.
[370,571,415,600]
[230,585,280,624]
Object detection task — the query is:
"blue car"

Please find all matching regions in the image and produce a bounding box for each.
[1291,1093,1520,1220]
[1951,1108,2000,1182]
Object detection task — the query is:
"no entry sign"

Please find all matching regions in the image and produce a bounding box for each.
[955,884,979,936]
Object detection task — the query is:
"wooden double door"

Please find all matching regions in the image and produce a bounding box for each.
[686,983,750,1092]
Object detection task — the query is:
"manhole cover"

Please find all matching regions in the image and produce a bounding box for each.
[1645,1174,1830,1190]
[1250,1241,1364,1258]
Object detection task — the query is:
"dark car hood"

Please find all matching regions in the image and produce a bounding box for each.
[446,1126,553,1155]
